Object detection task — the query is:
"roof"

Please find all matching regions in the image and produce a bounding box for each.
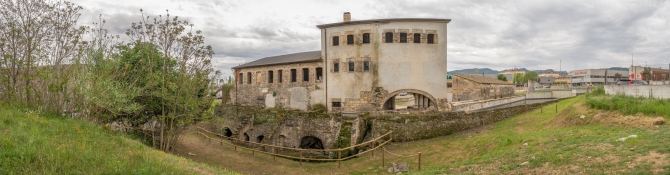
[316,18,451,29]
[232,51,322,69]
[453,74,513,85]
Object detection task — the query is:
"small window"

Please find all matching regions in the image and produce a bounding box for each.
[333,36,339,46]
[332,102,342,108]
[316,68,323,81]
[348,61,354,72]
[247,72,251,84]
[268,70,274,83]
[427,34,435,44]
[239,73,243,84]
[334,62,339,72]
[413,33,421,43]
[290,69,297,82]
[347,35,354,45]
[363,61,370,71]
[278,70,283,83]
[362,33,370,44]
[385,32,393,43]
[302,68,309,82]
[399,33,407,43]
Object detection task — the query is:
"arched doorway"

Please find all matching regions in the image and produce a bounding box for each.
[223,127,232,137]
[381,89,438,111]
[243,133,250,142]
[257,135,264,143]
[299,136,324,149]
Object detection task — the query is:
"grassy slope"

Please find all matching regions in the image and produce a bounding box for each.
[0,101,236,174]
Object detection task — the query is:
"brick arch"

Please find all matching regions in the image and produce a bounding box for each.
[380,89,439,111]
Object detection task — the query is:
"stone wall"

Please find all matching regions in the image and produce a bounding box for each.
[452,75,515,102]
[605,85,670,99]
[232,61,325,110]
[368,100,558,142]
[451,96,525,111]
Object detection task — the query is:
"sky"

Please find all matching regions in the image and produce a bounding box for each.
[69,0,670,77]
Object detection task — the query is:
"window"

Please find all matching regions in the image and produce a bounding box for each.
[347,34,354,45]
[427,34,435,44]
[278,70,283,83]
[362,33,370,44]
[302,68,309,82]
[334,62,339,72]
[268,71,274,83]
[332,36,339,46]
[290,69,297,82]
[385,32,393,43]
[348,61,354,72]
[332,102,342,108]
[363,61,370,71]
[399,33,407,43]
[413,33,421,43]
[316,67,323,81]
[239,73,243,84]
[247,72,251,84]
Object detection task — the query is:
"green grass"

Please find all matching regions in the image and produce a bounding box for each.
[0,101,237,174]
[585,87,670,117]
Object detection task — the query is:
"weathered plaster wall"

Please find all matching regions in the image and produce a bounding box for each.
[605,85,670,99]
[232,61,325,110]
[451,96,525,111]
[451,76,515,102]
[321,21,449,112]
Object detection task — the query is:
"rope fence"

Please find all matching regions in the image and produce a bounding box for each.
[196,127,396,167]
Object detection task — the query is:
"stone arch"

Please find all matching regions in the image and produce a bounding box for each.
[380,89,439,111]
[299,136,324,149]
[257,135,264,143]
[223,127,232,137]
[243,133,250,142]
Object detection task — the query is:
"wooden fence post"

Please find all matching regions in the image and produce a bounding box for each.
[382,146,385,167]
[556,104,558,113]
[371,141,375,157]
[418,152,422,170]
[300,150,303,166]
[273,147,276,162]
[541,107,542,113]
[338,150,341,168]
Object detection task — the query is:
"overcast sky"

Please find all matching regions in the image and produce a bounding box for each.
[69,0,670,77]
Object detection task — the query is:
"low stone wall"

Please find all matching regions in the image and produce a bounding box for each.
[526,91,575,99]
[605,85,670,99]
[451,96,525,111]
[368,100,558,142]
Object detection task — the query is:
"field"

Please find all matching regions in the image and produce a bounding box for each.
[176,95,670,174]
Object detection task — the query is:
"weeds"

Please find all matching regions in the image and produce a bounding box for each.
[585,87,670,117]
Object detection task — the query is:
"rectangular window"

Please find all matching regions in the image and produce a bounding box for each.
[363,61,370,71]
[316,67,323,81]
[290,69,297,82]
[413,33,421,43]
[302,68,309,82]
[332,102,342,108]
[348,61,354,72]
[399,33,407,43]
[347,35,354,45]
[278,70,283,83]
[333,36,339,46]
[239,73,243,84]
[247,72,252,84]
[268,71,274,83]
[427,34,435,44]
[385,32,393,43]
[362,33,370,43]
[334,62,339,72]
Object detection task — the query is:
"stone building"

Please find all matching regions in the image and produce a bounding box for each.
[451,74,515,102]
[232,13,451,112]
[500,68,526,76]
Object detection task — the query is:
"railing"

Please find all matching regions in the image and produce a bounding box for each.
[196,127,393,167]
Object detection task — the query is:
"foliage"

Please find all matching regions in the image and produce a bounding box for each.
[497,74,507,81]
[585,87,670,117]
[641,67,652,81]
[525,71,539,83]
[0,101,234,174]
[513,73,526,85]
[614,73,622,81]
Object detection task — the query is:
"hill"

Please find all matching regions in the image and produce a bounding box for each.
[448,68,500,75]
[0,101,237,174]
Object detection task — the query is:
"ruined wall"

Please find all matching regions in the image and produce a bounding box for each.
[232,61,325,111]
[452,76,515,102]
[368,100,559,142]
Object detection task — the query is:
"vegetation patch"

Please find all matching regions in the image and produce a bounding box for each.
[585,87,670,117]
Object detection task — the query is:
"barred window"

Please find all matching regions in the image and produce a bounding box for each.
[385,32,393,43]
[362,33,370,44]
[333,36,339,46]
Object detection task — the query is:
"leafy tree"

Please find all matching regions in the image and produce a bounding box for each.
[525,71,539,83]
[614,73,622,81]
[497,74,507,81]
[513,74,526,85]
[641,67,652,81]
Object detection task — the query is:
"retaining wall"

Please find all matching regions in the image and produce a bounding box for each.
[451,96,525,111]
[605,85,670,99]
[526,91,575,99]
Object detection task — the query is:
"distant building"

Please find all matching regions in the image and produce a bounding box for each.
[539,70,560,78]
[500,68,526,76]
[555,74,571,85]
[629,65,669,82]
[452,74,515,102]
[569,69,629,86]
[538,77,555,86]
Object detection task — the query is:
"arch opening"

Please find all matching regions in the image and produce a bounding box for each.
[382,91,436,111]
[223,127,232,137]
[299,136,324,149]
[257,135,264,143]
[243,133,250,142]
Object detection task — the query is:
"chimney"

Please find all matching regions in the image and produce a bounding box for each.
[343,12,351,22]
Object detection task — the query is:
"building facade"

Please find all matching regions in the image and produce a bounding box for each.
[500,68,526,76]
[569,69,629,86]
[452,74,515,102]
[629,65,669,82]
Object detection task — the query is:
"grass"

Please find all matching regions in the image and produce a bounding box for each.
[585,87,670,117]
[0,101,237,174]
[181,94,670,174]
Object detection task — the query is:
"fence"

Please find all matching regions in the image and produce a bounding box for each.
[196,127,417,168]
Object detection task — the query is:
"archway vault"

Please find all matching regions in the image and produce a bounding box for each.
[380,89,439,111]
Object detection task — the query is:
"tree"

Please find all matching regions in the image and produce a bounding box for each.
[525,71,539,83]
[614,73,622,81]
[497,74,507,81]
[641,67,652,81]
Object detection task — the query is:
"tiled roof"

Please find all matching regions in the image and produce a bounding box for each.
[454,74,513,85]
[316,18,451,29]
[232,51,321,69]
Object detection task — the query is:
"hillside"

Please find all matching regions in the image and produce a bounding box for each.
[448,68,500,75]
[0,101,237,174]
[175,95,670,174]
